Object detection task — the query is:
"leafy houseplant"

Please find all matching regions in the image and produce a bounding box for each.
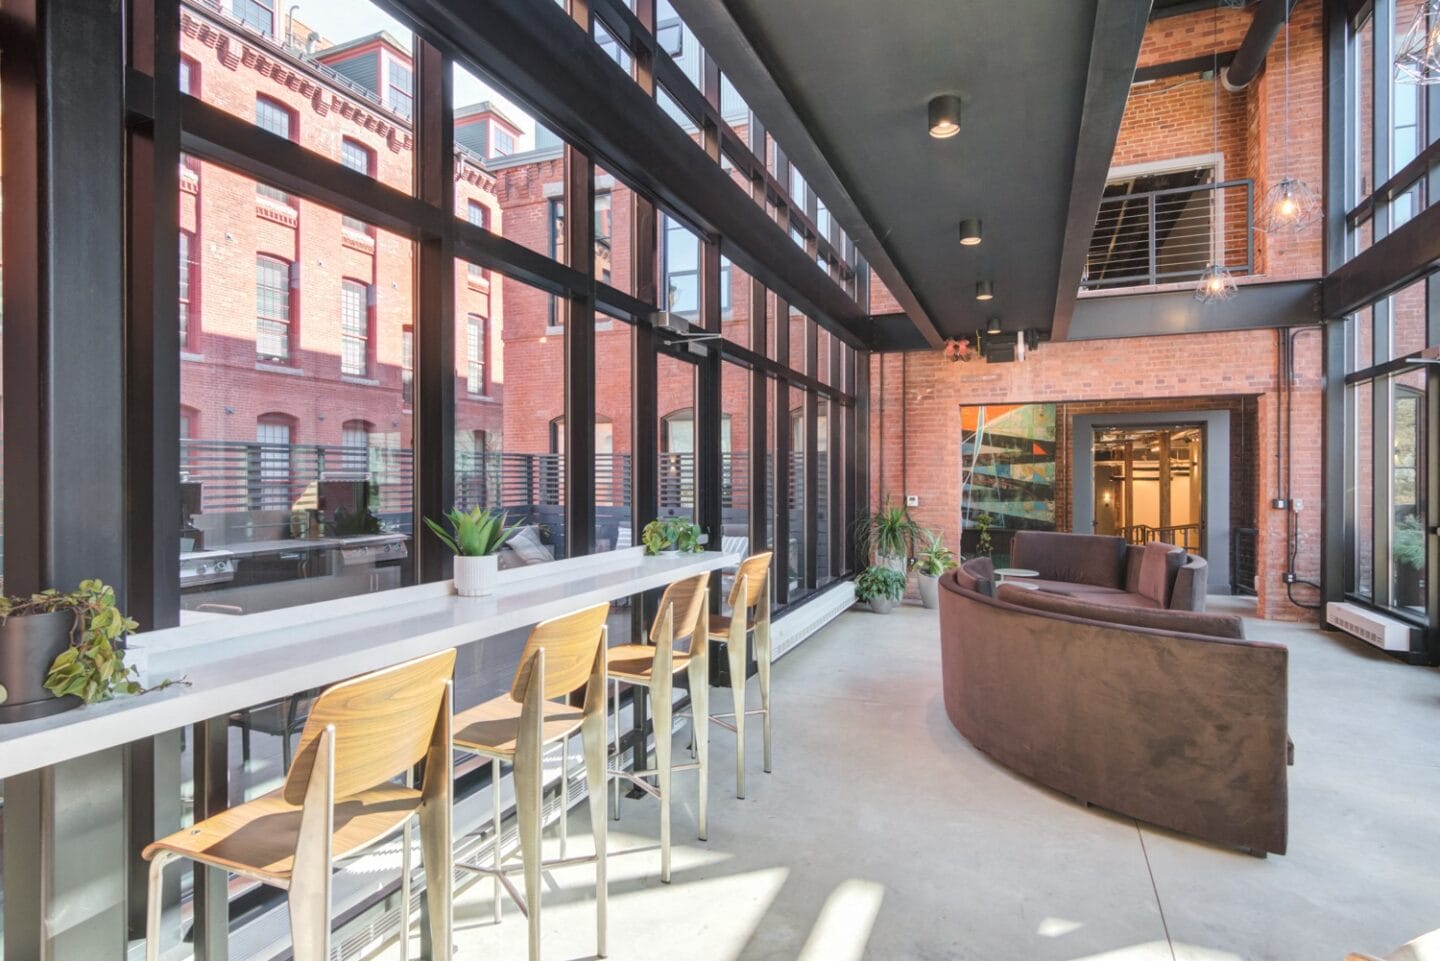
[855,497,922,573]
[1393,515,1427,608]
[0,581,153,723]
[854,565,907,614]
[642,518,702,556]
[972,512,995,559]
[425,506,519,597]
[915,531,958,610]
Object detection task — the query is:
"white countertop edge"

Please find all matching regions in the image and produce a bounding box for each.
[0,549,737,781]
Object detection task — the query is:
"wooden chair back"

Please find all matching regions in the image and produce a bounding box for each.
[648,573,709,646]
[727,551,774,611]
[282,648,457,805]
[510,601,611,702]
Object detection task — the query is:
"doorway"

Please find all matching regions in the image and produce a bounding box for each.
[1091,424,1205,555]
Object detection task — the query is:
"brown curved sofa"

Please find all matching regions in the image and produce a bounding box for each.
[939,559,1291,855]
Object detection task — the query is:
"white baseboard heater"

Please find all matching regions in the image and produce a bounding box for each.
[1327,601,1417,652]
[772,581,855,661]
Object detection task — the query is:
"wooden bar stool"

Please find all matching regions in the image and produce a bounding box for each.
[607,573,709,883]
[143,649,457,961]
[707,551,774,798]
[452,602,611,961]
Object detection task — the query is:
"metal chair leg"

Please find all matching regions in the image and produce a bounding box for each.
[726,630,747,799]
[492,758,504,925]
[558,734,569,860]
[610,678,622,822]
[418,779,454,961]
[398,771,413,961]
[688,640,709,842]
[144,851,177,961]
[287,850,331,961]
[582,701,609,958]
[757,619,773,774]
[649,668,673,884]
[515,741,544,961]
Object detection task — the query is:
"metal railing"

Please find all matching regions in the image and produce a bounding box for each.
[1082,179,1254,290]
[1119,523,1203,554]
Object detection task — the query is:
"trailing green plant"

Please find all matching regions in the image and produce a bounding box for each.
[915,531,958,577]
[641,518,703,555]
[973,512,995,558]
[424,506,519,557]
[1394,515,1427,571]
[0,580,178,705]
[854,565,907,603]
[855,497,922,564]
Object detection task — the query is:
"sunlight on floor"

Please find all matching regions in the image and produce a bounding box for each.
[1039,917,1087,938]
[794,879,884,961]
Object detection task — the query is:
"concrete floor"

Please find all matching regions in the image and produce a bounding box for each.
[404,598,1440,961]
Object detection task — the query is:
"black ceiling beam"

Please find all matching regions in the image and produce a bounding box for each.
[1223,0,1302,89]
[666,0,943,347]
[1134,50,1235,83]
[1069,280,1321,339]
[1050,0,1152,342]
[396,0,872,350]
[1151,0,1251,19]
[1323,199,1440,318]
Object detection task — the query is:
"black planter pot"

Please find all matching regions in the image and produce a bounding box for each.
[0,609,82,723]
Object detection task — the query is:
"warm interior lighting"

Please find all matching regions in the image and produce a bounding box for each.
[986,316,1002,334]
[1194,262,1237,303]
[927,94,962,139]
[1258,176,1321,233]
[976,281,994,302]
[958,218,982,246]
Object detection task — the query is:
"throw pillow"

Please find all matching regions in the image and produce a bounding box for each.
[507,525,555,566]
[1138,542,1183,607]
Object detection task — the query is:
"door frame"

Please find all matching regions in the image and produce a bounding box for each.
[1072,409,1231,594]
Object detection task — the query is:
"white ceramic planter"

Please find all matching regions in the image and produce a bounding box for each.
[454,554,499,597]
[917,573,940,609]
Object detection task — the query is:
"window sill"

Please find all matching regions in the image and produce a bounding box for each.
[256,362,305,376]
[341,375,380,386]
[463,392,498,403]
[180,350,205,363]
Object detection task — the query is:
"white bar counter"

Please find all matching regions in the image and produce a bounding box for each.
[0,548,738,781]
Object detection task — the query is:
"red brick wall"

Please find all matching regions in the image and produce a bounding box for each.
[869,329,1324,621]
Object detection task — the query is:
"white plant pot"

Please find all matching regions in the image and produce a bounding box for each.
[868,596,897,614]
[918,573,941,610]
[454,554,498,597]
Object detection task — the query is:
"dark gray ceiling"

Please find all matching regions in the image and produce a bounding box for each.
[713,0,1151,348]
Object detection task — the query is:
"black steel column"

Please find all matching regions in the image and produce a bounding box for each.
[851,351,872,575]
[563,144,597,556]
[804,322,819,589]
[2,0,131,957]
[772,300,791,604]
[415,39,457,582]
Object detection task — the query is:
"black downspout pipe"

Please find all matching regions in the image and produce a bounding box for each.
[1223,0,1303,91]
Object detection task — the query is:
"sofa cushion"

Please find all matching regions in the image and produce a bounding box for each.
[1010,531,1127,589]
[955,557,995,596]
[1026,578,1130,597]
[505,525,555,566]
[1138,542,1184,606]
[997,583,1246,638]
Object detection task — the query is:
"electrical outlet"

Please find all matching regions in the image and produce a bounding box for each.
[1282,572,1297,583]
[1271,498,1288,510]
[906,494,920,507]
[1292,498,1304,512]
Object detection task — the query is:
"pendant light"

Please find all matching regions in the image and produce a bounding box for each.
[1258,1,1321,233]
[1396,0,1440,85]
[1197,4,1238,304]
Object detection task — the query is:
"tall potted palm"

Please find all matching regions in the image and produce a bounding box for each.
[855,497,922,573]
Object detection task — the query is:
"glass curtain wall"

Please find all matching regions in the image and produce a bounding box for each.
[119,0,871,948]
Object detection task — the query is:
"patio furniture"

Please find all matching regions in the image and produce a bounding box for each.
[452,602,611,961]
[707,551,774,798]
[143,649,457,961]
[939,561,1290,855]
[607,573,711,883]
[996,531,1209,611]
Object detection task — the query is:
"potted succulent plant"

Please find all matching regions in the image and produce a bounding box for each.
[425,506,520,597]
[0,580,144,723]
[642,517,702,556]
[854,565,906,614]
[855,497,922,573]
[915,531,958,610]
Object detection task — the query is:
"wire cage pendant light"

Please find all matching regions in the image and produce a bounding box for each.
[1396,0,1440,85]
[1261,0,1321,234]
[1194,262,1238,303]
